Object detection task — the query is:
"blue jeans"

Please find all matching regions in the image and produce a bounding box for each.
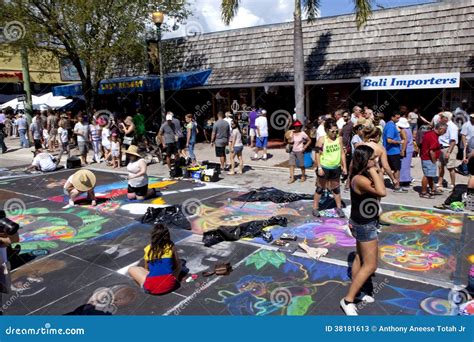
[19,129,29,148]
[188,142,196,160]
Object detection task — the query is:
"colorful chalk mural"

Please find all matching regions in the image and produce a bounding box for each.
[379,232,456,272]
[190,201,303,233]
[380,209,463,234]
[204,250,349,316]
[8,207,110,253]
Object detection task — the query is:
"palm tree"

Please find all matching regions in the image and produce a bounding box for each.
[221,0,372,124]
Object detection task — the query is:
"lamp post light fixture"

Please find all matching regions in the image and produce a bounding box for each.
[152,11,166,123]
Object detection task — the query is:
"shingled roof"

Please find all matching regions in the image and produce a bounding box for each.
[164,0,474,87]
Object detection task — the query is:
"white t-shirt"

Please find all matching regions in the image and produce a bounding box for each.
[439,121,459,147]
[255,116,268,138]
[461,122,474,141]
[408,112,418,124]
[316,124,326,141]
[32,153,56,172]
[101,127,111,147]
[58,127,68,143]
[74,122,90,142]
[336,117,345,130]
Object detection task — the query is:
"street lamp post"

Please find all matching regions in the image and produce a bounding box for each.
[152,11,166,124]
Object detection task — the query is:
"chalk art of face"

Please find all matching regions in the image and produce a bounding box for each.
[380,210,462,234]
[11,208,109,252]
[46,178,67,189]
[10,259,66,298]
[380,245,447,271]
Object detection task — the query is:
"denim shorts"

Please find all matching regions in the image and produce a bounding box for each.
[421,159,437,178]
[349,219,379,242]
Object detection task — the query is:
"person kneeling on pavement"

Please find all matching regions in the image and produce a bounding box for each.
[25,149,57,172]
[63,170,97,208]
[125,145,156,200]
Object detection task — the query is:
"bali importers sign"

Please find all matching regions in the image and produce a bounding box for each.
[361,73,460,91]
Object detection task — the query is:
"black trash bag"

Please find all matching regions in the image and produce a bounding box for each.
[234,187,312,204]
[203,216,287,247]
[141,205,191,230]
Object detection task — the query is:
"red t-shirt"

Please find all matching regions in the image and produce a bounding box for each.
[420,130,441,161]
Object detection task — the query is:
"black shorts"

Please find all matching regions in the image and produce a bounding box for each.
[388,154,401,171]
[178,137,186,150]
[166,143,178,156]
[215,146,226,157]
[319,167,341,180]
[128,184,148,197]
[468,158,474,176]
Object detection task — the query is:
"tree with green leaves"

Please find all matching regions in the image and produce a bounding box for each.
[0,0,190,114]
[221,0,372,124]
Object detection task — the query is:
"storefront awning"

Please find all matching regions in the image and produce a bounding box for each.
[52,69,212,97]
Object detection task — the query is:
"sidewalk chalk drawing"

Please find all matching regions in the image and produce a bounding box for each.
[380,209,463,235]
[204,250,349,316]
[10,259,66,298]
[8,207,110,253]
[190,201,302,234]
[379,232,454,272]
[250,219,355,248]
[382,285,457,316]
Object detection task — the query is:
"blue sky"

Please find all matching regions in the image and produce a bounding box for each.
[165,0,437,38]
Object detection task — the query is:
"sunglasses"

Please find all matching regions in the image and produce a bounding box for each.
[329,130,338,134]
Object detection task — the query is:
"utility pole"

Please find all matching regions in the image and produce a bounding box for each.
[20,46,33,123]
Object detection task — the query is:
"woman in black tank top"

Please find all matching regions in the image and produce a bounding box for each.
[340,145,387,316]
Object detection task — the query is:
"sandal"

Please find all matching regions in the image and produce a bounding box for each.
[300,177,306,182]
[419,193,434,199]
[288,178,295,184]
[431,189,443,195]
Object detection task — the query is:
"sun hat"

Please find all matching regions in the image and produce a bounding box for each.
[357,118,368,126]
[125,145,141,158]
[441,111,453,120]
[293,120,303,127]
[71,170,96,192]
[396,117,410,129]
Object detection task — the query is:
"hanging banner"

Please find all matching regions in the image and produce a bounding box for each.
[361,73,460,91]
[0,71,23,82]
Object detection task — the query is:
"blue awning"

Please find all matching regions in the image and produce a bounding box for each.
[52,69,211,97]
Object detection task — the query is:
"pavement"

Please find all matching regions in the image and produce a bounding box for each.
[1,136,473,316]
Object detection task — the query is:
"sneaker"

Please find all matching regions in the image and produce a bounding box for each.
[393,187,405,193]
[401,187,409,192]
[312,208,321,217]
[355,292,375,303]
[340,298,358,316]
[262,154,268,161]
[336,208,345,218]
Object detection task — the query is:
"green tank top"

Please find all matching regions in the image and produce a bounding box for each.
[320,136,341,169]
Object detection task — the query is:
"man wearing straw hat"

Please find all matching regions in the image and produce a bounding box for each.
[63,170,97,208]
[125,145,156,200]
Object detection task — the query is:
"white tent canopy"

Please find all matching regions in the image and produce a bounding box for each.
[0,92,72,110]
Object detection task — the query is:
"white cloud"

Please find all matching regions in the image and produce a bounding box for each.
[164,0,298,38]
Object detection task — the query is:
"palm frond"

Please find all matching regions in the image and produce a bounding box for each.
[302,0,321,22]
[221,0,240,26]
[353,0,373,29]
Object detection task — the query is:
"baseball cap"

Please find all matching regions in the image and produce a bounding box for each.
[166,114,173,121]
